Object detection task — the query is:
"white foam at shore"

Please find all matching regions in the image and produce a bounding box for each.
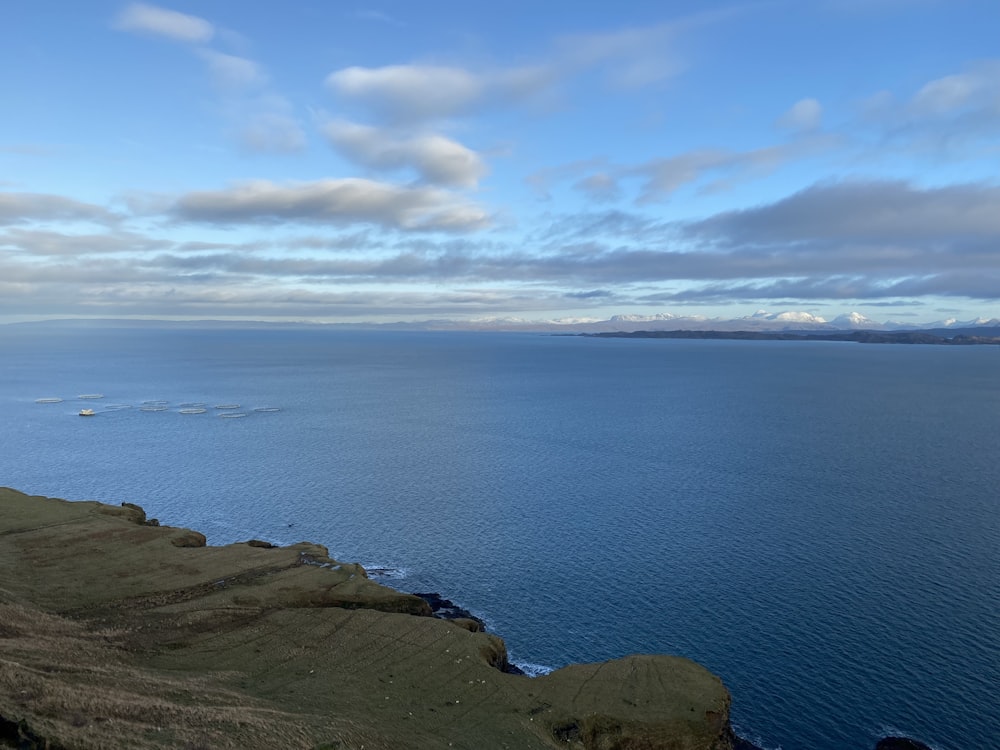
[513,661,554,677]
[364,564,411,580]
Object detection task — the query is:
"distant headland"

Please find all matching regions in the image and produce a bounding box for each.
[583,328,1000,345]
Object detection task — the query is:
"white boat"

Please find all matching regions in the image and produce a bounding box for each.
[79,408,95,416]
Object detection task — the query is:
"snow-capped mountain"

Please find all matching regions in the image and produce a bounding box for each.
[830,312,884,329]
[609,313,682,323]
[413,310,1000,333]
[745,309,826,324]
[931,316,1000,328]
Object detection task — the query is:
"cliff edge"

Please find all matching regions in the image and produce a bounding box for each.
[0,487,738,750]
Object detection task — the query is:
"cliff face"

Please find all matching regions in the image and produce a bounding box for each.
[0,487,737,750]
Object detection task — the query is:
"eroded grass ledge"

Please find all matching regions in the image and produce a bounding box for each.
[0,487,740,749]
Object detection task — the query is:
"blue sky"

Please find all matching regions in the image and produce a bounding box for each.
[2,0,999,324]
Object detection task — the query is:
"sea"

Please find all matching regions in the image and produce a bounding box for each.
[1,323,997,750]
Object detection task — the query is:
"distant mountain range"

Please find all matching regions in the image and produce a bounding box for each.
[585,329,1000,346]
[7,311,1000,335]
[402,310,1000,334]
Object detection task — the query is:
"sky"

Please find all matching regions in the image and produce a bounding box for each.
[2,0,999,325]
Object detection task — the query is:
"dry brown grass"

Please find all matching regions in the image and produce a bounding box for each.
[0,600,366,749]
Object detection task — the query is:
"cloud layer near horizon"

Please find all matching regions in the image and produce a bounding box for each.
[2,2,998,321]
[3,176,999,319]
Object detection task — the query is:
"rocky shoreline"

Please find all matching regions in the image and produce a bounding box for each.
[0,487,742,749]
[0,488,937,750]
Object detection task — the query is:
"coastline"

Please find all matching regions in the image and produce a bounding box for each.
[0,487,743,749]
[582,329,1000,345]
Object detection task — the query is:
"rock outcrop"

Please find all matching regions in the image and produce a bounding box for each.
[0,487,740,749]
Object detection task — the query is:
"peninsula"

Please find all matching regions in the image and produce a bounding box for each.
[583,329,1000,345]
[0,487,742,750]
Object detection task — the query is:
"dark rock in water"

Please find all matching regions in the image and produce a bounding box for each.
[876,737,934,750]
[413,593,525,675]
[365,566,401,578]
[415,592,485,627]
[500,661,525,676]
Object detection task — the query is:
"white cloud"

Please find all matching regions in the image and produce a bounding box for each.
[573,173,621,202]
[524,158,610,200]
[238,114,306,153]
[323,9,745,127]
[198,50,266,90]
[859,60,1000,156]
[553,135,836,205]
[326,65,485,123]
[9,178,1000,319]
[114,3,214,43]
[631,149,731,200]
[777,98,823,131]
[115,6,305,154]
[322,33,672,125]
[0,228,169,256]
[687,179,1000,245]
[170,179,491,231]
[911,72,982,115]
[237,104,307,153]
[323,121,487,187]
[0,192,119,226]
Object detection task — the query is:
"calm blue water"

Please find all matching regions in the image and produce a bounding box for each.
[2,324,998,750]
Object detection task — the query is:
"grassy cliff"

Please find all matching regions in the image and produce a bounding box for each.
[0,487,738,749]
